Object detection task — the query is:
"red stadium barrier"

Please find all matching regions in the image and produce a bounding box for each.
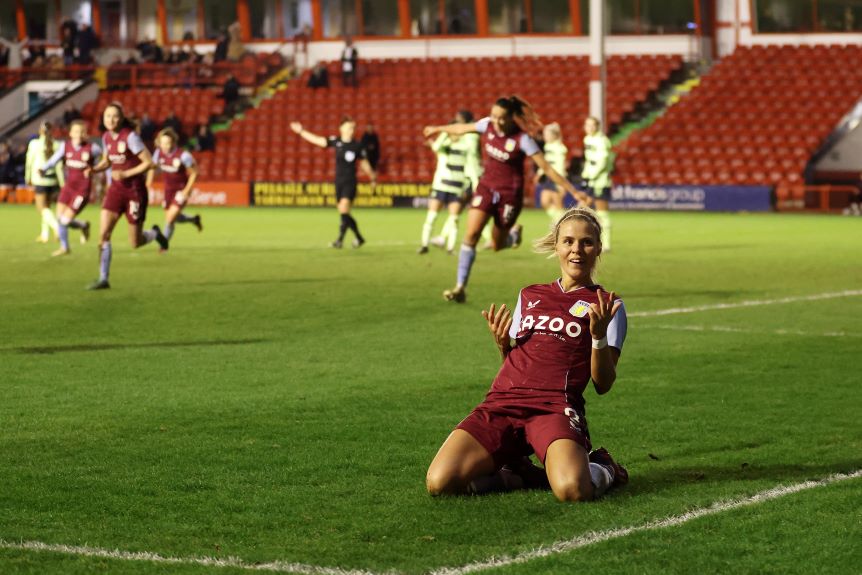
[104,61,262,90]
[775,184,858,212]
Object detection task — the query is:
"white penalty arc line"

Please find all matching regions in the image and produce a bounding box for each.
[428,469,862,575]
[0,470,859,575]
[628,289,862,318]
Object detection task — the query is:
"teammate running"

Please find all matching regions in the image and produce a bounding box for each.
[40,120,98,256]
[582,116,614,251]
[419,110,481,255]
[423,96,589,303]
[426,207,628,502]
[290,117,377,248]
[147,127,202,247]
[87,102,167,290]
[535,122,568,223]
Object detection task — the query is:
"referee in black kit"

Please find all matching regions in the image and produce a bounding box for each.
[291,116,377,248]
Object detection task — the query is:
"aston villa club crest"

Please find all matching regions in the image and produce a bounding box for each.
[173,158,181,168]
[504,139,516,152]
[569,300,591,318]
[82,152,89,162]
[117,141,126,153]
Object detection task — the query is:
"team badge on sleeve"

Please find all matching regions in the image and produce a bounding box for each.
[569,300,591,318]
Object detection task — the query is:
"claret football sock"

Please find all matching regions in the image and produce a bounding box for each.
[176,213,195,223]
[68,219,85,230]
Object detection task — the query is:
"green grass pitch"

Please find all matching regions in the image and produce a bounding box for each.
[0,205,860,574]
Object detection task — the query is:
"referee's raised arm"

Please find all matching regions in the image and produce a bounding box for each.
[290,122,328,148]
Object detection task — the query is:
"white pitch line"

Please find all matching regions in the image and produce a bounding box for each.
[427,469,862,575]
[1,471,859,575]
[0,540,383,575]
[647,324,862,338]
[628,289,862,318]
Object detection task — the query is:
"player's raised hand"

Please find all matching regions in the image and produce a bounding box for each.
[482,303,512,351]
[588,290,621,340]
[423,126,439,138]
[289,122,303,134]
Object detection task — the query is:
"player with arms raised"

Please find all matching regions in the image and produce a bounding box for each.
[290,117,376,248]
[40,120,98,256]
[88,103,167,290]
[423,96,589,303]
[426,207,628,502]
[147,127,202,247]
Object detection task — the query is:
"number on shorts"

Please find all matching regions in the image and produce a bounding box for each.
[129,201,140,220]
[503,204,515,225]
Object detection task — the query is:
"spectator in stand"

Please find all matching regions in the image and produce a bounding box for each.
[136,38,163,63]
[1,37,27,69]
[360,124,380,170]
[0,142,17,194]
[74,24,98,65]
[10,142,27,185]
[62,104,82,127]
[221,73,241,117]
[166,45,186,64]
[183,43,202,63]
[227,21,244,62]
[61,21,77,66]
[0,43,8,67]
[341,37,358,88]
[139,113,157,148]
[194,124,215,152]
[214,30,228,63]
[307,62,329,89]
[162,112,184,144]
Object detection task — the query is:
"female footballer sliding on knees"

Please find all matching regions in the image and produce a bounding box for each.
[426,207,628,502]
[423,95,590,303]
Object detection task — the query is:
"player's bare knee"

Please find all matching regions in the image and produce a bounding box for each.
[551,477,591,503]
[425,467,459,496]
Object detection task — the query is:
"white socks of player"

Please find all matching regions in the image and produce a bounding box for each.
[589,462,613,498]
[164,223,175,240]
[441,214,459,251]
[597,210,611,252]
[421,210,438,247]
[40,208,58,241]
